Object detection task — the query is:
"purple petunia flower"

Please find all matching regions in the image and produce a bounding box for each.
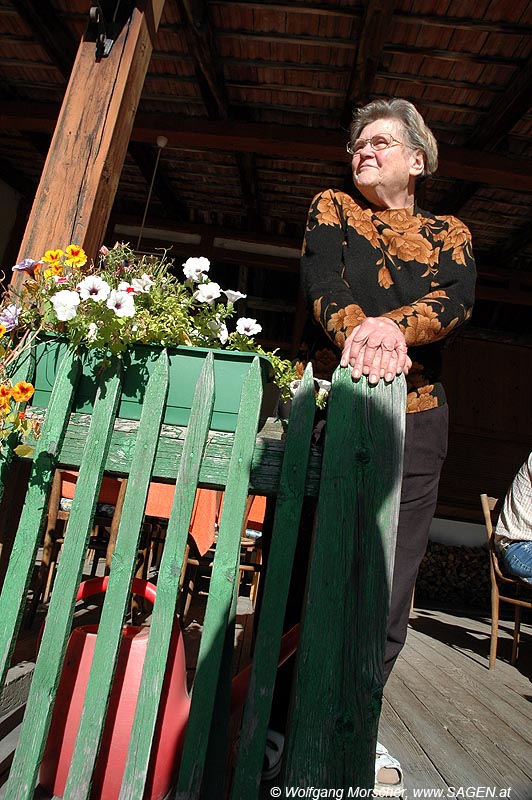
[0,304,20,332]
[12,258,39,276]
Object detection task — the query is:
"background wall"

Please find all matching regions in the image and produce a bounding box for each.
[0,180,20,266]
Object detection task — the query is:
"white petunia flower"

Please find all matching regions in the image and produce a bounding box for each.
[78,275,111,302]
[50,290,80,322]
[195,282,221,304]
[236,317,262,336]
[132,273,154,293]
[183,256,210,282]
[208,317,229,345]
[106,290,136,318]
[223,289,247,305]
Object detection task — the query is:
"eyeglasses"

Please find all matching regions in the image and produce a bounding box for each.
[346,133,410,156]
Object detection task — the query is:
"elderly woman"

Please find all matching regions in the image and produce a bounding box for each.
[298,97,476,792]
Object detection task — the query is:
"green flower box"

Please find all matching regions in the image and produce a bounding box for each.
[25,337,273,433]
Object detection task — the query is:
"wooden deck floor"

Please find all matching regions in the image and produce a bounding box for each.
[3,599,532,798]
[378,606,532,800]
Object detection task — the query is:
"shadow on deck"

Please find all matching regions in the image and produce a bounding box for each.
[2,598,531,798]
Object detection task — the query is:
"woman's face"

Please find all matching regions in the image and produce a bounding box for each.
[350,117,423,208]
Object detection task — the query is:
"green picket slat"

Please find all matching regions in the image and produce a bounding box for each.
[118,353,215,799]
[282,368,406,790]
[3,359,122,800]
[231,363,317,799]
[0,350,80,691]
[175,357,264,800]
[62,350,170,799]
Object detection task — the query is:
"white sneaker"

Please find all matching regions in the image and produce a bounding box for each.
[374,742,404,797]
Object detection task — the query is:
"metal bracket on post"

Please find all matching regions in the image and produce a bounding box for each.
[89,1,131,61]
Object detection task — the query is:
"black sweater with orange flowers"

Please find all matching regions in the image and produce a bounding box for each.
[299,189,477,413]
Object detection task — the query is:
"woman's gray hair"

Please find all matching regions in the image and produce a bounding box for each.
[349,98,438,177]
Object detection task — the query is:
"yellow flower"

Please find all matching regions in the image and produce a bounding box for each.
[44,262,64,279]
[0,397,10,415]
[0,324,6,338]
[11,381,35,403]
[65,244,87,268]
[42,248,64,265]
[42,249,64,277]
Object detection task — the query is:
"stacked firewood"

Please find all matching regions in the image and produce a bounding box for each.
[415,542,491,610]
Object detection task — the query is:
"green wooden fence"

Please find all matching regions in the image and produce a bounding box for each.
[0,344,405,799]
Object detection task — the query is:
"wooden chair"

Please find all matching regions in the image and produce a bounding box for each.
[179,493,265,622]
[480,493,532,668]
[28,471,128,626]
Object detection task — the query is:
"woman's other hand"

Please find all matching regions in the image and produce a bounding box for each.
[340,317,411,384]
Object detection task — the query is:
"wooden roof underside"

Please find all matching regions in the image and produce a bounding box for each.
[0,0,531,337]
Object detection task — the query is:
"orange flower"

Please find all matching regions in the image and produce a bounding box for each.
[0,324,6,338]
[11,381,35,403]
[0,384,11,398]
[314,192,340,227]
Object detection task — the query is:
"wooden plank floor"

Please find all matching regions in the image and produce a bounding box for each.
[379,606,532,800]
[4,591,532,798]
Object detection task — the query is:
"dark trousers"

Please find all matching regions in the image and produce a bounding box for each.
[383,402,448,681]
[262,403,449,729]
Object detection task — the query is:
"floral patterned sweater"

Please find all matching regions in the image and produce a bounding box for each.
[299,189,477,413]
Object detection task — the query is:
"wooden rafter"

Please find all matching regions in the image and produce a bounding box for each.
[236,152,261,231]
[1,104,531,193]
[175,0,229,119]
[175,0,262,226]
[435,51,532,215]
[343,0,397,121]
[10,0,76,80]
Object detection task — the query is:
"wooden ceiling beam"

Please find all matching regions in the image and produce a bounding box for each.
[1,104,531,193]
[236,152,261,231]
[15,1,168,271]
[384,44,523,68]
[435,51,532,215]
[375,70,504,94]
[344,0,397,121]
[394,12,532,35]
[10,0,77,81]
[209,2,361,19]
[175,0,229,119]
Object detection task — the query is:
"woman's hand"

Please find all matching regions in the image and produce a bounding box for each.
[340,317,411,384]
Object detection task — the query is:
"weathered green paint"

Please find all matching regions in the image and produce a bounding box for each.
[3,359,121,799]
[118,353,215,799]
[175,357,264,800]
[0,351,80,691]
[25,411,323,497]
[0,347,407,798]
[62,350,170,799]
[231,363,317,799]
[282,368,406,790]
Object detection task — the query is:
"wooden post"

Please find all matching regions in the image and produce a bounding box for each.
[14,1,166,273]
